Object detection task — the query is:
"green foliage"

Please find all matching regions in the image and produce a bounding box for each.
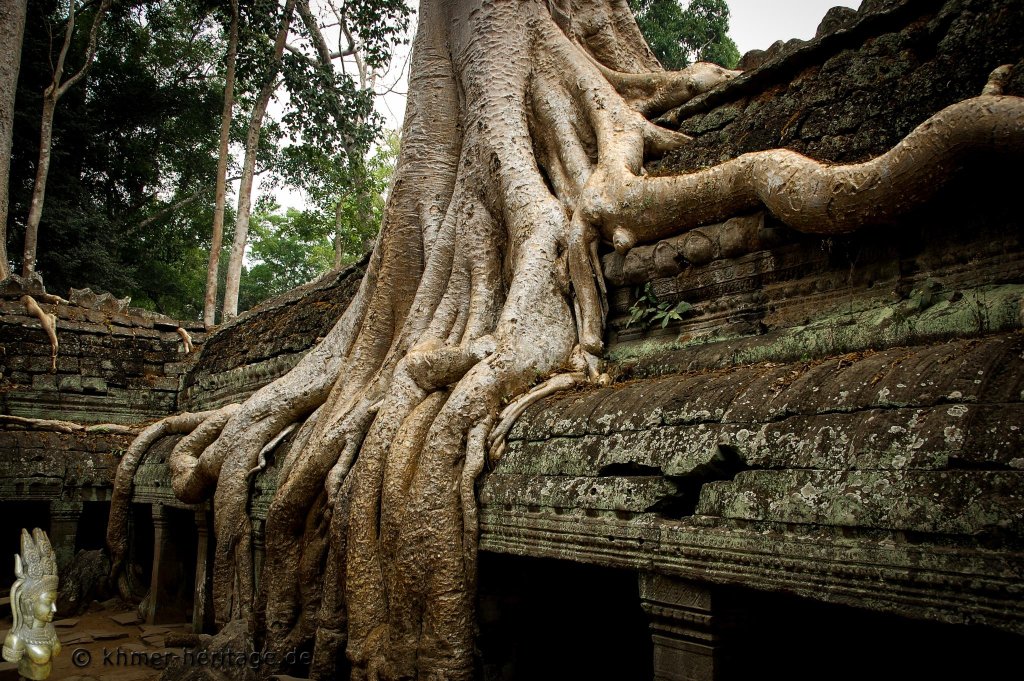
[4,0,410,320]
[237,134,398,310]
[626,283,694,329]
[6,0,225,318]
[628,0,740,70]
[237,204,333,310]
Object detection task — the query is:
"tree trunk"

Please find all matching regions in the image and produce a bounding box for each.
[203,0,239,329]
[220,0,296,322]
[22,94,57,277]
[0,0,28,281]
[333,199,344,270]
[21,0,110,278]
[105,1,1024,679]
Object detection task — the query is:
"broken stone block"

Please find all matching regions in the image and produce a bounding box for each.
[81,376,108,394]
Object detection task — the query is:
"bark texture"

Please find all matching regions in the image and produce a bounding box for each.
[106,1,1024,679]
[0,0,27,280]
[203,0,240,329]
[221,0,297,321]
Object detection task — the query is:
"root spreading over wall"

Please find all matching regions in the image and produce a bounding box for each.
[105,1,1023,678]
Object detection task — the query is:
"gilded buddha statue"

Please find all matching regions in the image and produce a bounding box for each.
[3,528,61,680]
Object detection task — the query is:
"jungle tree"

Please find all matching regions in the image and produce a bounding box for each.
[107,0,1024,679]
[0,0,28,280]
[21,0,112,277]
[218,0,410,322]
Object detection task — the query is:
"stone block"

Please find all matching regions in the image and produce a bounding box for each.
[55,356,80,372]
[32,373,58,390]
[81,376,108,394]
[60,374,83,392]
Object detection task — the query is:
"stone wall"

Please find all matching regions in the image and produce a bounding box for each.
[179,258,366,411]
[654,0,1024,172]
[474,0,1024,653]
[0,279,203,425]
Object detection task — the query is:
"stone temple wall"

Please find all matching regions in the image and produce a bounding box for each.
[474,0,1024,667]
[0,276,204,585]
[178,258,366,411]
[0,279,203,425]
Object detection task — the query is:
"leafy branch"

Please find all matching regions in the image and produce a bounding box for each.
[625,282,693,329]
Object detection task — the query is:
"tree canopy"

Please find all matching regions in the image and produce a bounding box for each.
[6,0,224,314]
[629,0,740,69]
[3,0,407,319]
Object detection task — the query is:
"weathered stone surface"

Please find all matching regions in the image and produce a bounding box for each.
[479,475,680,512]
[656,0,1024,173]
[179,259,366,410]
[696,470,1024,535]
[0,428,129,501]
[479,508,1024,634]
[57,549,114,616]
[1,294,200,423]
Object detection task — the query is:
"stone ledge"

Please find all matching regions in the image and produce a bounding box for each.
[479,508,1024,635]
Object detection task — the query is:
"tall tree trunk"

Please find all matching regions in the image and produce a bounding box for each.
[0,0,28,281]
[105,1,1024,679]
[333,199,344,270]
[21,0,110,278]
[21,94,56,277]
[203,0,239,328]
[220,0,297,322]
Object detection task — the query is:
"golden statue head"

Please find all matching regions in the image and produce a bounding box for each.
[3,528,61,680]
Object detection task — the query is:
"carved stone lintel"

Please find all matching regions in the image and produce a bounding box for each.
[639,573,741,681]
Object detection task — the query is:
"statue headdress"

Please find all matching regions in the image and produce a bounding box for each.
[14,528,58,594]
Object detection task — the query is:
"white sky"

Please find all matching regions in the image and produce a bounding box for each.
[270,0,862,211]
[728,0,861,54]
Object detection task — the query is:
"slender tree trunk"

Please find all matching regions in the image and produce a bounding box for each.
[203,0,239,328]
[22,95,56,277]
[333,199,344,269]
[0,0,28,281]
[21,0,110,278]
[221,0,297,321]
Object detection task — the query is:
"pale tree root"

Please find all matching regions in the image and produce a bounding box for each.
[176,327,194,353]
[106,407,236,599]
[597,95,1024,250]
[487,371,586,466]
[0,414,139,435]
[22,295,58,371]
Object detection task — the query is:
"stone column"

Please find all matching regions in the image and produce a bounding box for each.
[192,510,212,634]
[252,518,266,590]
[49,500,83,571]
[639,573,740,681]
[147,503,188,624]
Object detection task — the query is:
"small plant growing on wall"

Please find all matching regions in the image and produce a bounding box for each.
[626,283,693,329]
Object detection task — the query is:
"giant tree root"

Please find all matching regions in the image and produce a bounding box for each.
[106,407,236,599]
[0,415,138,435]
[105,2,1024,679]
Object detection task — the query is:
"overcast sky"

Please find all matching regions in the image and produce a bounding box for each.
[728,0,861,54]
